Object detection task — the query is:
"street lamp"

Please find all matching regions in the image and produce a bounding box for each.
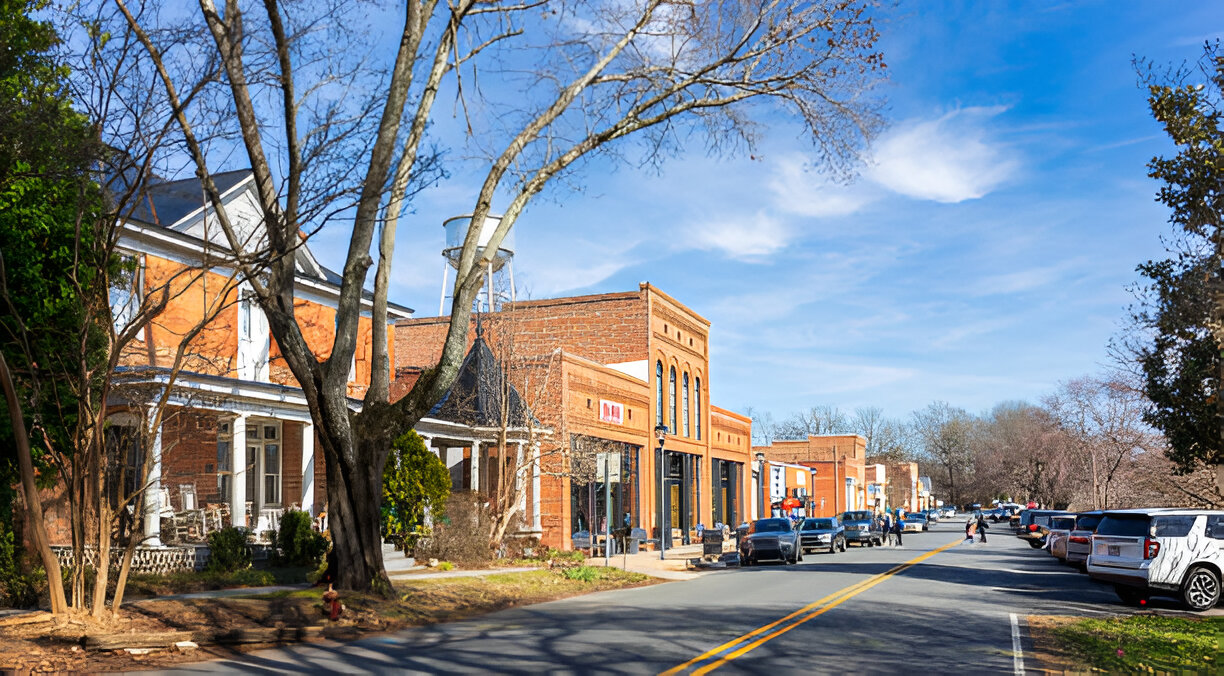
[754,451,766,519]
[654,423,668,560]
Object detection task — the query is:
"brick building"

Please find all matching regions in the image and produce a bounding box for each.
[394,285,755,551]
[869,459,920,513]
[755,435,868,518]
[42,169,430,550]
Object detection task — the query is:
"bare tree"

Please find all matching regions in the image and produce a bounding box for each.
[107,0,885,592]
[911,401,973,506]
[777,404,852,439]
[1048,376,1170,510]
[745,406,777,446]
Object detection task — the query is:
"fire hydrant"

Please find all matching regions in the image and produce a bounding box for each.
[322,583,342,620]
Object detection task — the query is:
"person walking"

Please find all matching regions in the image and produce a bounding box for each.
[881,511,894,546]
[892,510,903,547]
[976,512,990,543]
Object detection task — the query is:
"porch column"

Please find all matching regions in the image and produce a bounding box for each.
[471,441,481,492]
[143,411,163,547]
[531,442,541,532]
[301,421,315,517]
[231,414,248,528]
[515,442,526,512]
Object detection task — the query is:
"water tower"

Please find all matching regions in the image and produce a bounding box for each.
[439,214,516,315]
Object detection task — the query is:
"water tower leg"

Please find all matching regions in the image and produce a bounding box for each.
[486,261,494,312]
[439,265,448,316]
[508,259,516,304]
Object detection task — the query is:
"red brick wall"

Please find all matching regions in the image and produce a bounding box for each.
[160,407,223,507]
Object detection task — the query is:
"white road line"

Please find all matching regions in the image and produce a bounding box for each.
[1009,612,1025,676]
[1000,568,1079,576]
[990,587,1045,593]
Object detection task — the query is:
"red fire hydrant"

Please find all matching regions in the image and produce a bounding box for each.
[322,583,342,620]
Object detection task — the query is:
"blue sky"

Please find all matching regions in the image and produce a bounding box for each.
[311,1,1223,422]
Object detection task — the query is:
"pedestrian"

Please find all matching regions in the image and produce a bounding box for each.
[976,512,990,543]
[892,512,903,547]
[965,516,976,542]
[881,512,894,546]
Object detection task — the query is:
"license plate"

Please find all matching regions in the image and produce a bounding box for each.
[1108,545,1120,556]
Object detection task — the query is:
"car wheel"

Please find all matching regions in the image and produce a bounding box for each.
[829,541,837,554]
[839,538,847,552]
[1182,566,1222,611]
[1114,584,1148,607]
[1027,540,1044,549]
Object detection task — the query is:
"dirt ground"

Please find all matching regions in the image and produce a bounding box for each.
[0,568,654,673]
[1025,615,1090,674]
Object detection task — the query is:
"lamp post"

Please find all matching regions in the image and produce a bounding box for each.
[655,423,668,560]
[754,451,766,519]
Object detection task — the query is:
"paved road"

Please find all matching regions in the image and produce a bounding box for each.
[153,521,1126,675]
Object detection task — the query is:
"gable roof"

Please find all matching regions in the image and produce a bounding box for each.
[428,332,533,428]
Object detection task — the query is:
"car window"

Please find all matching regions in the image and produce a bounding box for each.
[1076,515,1102,532]
[753,519,790,533]
[1206,516,1224,540]
[843,511,872,521]
[1153,516,1197,538]
[1050,517,1076,530]
[802,519,835,530]
[1096,515,1151,537]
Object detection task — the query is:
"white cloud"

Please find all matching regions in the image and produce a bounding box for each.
[686,212,791,261]
[768,155,874,217]
[868,106,1018,203]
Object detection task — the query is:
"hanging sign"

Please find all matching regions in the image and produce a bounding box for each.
[599,400,624,425]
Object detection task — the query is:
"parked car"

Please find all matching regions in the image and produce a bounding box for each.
[799,517,846,554]
[902,512,927,532]
[840,510,885,547]
[1064,510,1104,569]
[739,518,803,566]
[1016,510,1071,548]
[940,506,956,518]
[1046,515,1078,560]
[1087,508,1224,611]
[924,509,940,524]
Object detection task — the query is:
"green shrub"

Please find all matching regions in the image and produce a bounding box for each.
[560,565,598,582]
[274,510,329,567]
[437,561,454,571]
[382,430,450,546]
[206,527,251,573]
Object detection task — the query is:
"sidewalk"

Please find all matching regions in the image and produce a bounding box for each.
[583,542,728,581]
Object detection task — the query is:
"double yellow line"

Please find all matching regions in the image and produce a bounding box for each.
[661,538,964,676]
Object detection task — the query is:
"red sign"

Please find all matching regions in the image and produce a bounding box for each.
[599,400,624,425]
[781,497,802,510]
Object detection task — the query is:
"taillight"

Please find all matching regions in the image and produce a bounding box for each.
[1069,535,1090,544]
[1028,524,1038,532]
[1144,538,1160,559]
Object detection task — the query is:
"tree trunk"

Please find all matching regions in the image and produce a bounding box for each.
[324,430,394,597]
[0,353,68,614]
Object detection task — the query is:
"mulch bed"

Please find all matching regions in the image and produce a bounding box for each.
[0,568,655,673]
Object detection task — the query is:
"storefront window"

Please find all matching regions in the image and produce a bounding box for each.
[711,459,741,527]
[569,436,639,547]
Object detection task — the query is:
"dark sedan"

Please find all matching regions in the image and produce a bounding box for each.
[739,518,802,565]
[799,517,846,554]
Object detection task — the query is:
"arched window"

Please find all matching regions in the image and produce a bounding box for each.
[682,372,690,437]
[695,377,702,440]
[668,366,677,434]
[656,361,664,427]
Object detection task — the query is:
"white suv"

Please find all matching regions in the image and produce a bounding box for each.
[1087,508,1224,611]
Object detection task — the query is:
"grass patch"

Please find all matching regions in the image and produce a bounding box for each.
[123,566,312,597]
[1041,614,1224,672]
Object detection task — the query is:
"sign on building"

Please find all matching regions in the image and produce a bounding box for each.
[599,400,624,425]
